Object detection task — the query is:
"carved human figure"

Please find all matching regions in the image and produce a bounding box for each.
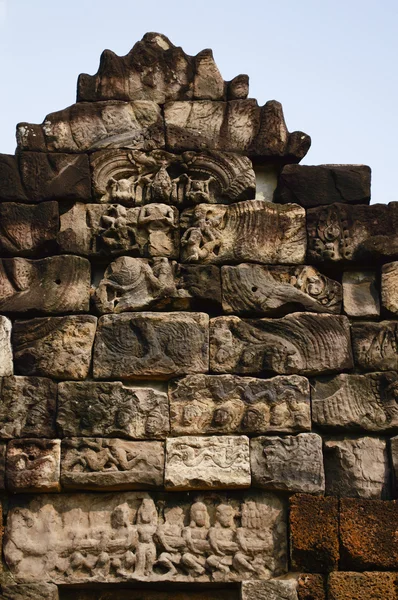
[138,204,176,255]
[99,205,136,252]
[107,504,137,577]
[155,506,186,576]
[134,499,158,577]
[181,206,222,262]
[206,504,238,574]
[234,501,274,577]
[65,439,119,472]
[181,502,210,576]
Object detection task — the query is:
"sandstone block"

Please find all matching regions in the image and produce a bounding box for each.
[180,201,306,265]
[0,154,26,201]
[0,202,59,257]
[6,439,61,493]
[297,574,326,600]
[391,435,398,497]
[251,433,325,494]
[351,321,398,371]
[57,382,169,439]
[13,316,97,380]
[312,372,398,432]
[274,164,371,207]
[164,435,250,490]
[4,491,287,583]
[0,317,13,377]
[289,494,339,572]
[0,256,91,314]
[222,264,342,316]
[58,203,179,258]
[0,376,57,438]
[342,271,379,317]
[323,437,390,499]
[93,257,221,314]
[241,579,298,600]
[93,312,209,380]
[327,571,398,600]
[339,498,398,570]
[61,439,164,490]
[381,261,398,314]
[169,374,311,436]
[0,442,5,489]
[61,590,236,600]
[0,583,59,600]
[210,313,352,376]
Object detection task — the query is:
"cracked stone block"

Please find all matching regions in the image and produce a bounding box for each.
[381,261,398,314]
[351,321,398,371]
[0,317,13,377]
[0,583,59,600]
[6,439,61,493]
[0,202,59,257]
[342,271,379,317]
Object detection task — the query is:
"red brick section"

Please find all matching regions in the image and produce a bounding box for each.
[328,572,398,600]
[290,494,339,573]
[340,498,398,570]
[297,574,326,600]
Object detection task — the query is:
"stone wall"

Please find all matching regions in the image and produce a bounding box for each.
[0,33,397,600]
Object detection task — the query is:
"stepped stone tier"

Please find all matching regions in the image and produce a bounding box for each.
[0,32,396,600]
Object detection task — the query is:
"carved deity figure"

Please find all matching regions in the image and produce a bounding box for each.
[134,498,158,577]
[99,205,137,252]
[155,506,186,576]
[181,206,223,262]
[234,501,273,577]
[181,502,210,576]
[138,204,176,255]
[206,504,238,574]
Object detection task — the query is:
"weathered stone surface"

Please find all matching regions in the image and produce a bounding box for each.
[381,261,398,314]
[351,321,398,371]
[0,256,91,313]
[58,203,179,258]
[61,590,236,600]
[17,101,165,152]
[222,264,342,316]
[274,164,371,208]
[307,202,398,263]
[0,154,27,201]
[0,317,13,377]
[93,312,209,380]
[391,435,398,497]
[0,376,57,438]
[327,571,398,600]
[4,491,287,583]
[0,202,59,257]
[169,374,311,436]
[339,498,398,570]
[342,271,379,317]
[290,494,339,572]
[297,574,326,600]
[93,257,221,314]
[0,442,5,489]
[210,314,352,376]
[323,437,390,499]
[91,149,255,206]
[251,434,325,494]
[241,579,299,600]
[13,316,97,380]
[0,583,59,600]
[6,439,61,493]
[57,382,169,439]
[164,435,250,490]
[312,372,398,432]
[180,201,306,264]
[61,439,164,490]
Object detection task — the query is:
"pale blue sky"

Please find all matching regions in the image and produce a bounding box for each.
[1,0,397,203]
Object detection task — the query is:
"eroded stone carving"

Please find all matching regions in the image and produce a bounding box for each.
[12,316,97,380]
[0,202,59,257]
[57,382,169,439]
[180,201,306,265]
[209,314,353,376]
[381,261,398,314]
[0,316,13,377]
[93,312,209,379]
[169,374,311,436]
[6,439,61,493]
[0,583,59,600]
[222,264,342,315]
[93,257,221,314]
[0,256,91,314]
[391,436,398,497]
[4,491,287,583]
[61,439,164,490]
[351,321,398,371]
[241,579,299,600]
[250,434,325,494]
[0,442,5,489]
[342,271,379,317]
[164,436,250,490]
[0,153,27,201]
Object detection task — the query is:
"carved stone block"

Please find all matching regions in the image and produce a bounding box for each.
[0,202,59,257]
[61,590,236,600]
[391,435,398,497]
[210,314,353,376]
[311,372,398,432]
[222,264,342,316]
[351,321,398,371]
[241,579,299,600]
[58,203,179,258]
[0,154,27,201]
[164,435,250,490]
[342,271,379,317]
[17,101,165,152]
[90,149,255,206]
[323,437,390,499]
[169,374,311,436]
[0,317,13,377]
[93,257,221,314]
[19,152,92,202]
[13,316,97,380]
[381,261,398,314]
[250,434,325,494]
[61,439,164,490]
[327,572,398,600]
[4,491,287,583]
[0,376,57,438]
[0,442,5,489]
[180,201,306,265]
[0,256,91,313]
[307,202,398,263]
[93,312,209,379]
[0,583,59,600]
[57,382,169,439]
[6,439,61,493]
[274,164,371,207]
